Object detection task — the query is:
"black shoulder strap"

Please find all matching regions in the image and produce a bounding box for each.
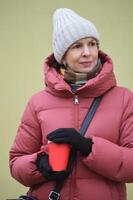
[79,95,103,136]
[49,95,103,200]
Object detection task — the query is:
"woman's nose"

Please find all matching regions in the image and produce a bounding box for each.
[81,46,91,56]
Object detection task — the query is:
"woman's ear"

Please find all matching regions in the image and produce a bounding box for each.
[61,58,66,66]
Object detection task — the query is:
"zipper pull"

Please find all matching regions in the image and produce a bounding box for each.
[74,95,79,104]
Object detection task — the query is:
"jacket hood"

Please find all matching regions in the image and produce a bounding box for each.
[43,50,117,97]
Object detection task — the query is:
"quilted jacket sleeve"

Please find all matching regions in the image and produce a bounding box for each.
[83,90,133,183]
[9,97,48,187]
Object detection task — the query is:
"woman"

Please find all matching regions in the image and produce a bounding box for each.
[9,8,133,200]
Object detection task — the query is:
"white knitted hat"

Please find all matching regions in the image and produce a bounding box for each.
[53,8,99,63]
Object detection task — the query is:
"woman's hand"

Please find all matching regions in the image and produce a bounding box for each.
[36,153,69,181]
[36,151,75,181]
[47,128,93,156]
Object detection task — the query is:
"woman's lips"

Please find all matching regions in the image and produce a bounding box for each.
[79,61,92,67]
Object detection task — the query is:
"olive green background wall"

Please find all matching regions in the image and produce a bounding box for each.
[0,0,133,199]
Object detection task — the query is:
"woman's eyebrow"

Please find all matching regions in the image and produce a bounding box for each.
[71,39,97,48]
[73,41,81,45]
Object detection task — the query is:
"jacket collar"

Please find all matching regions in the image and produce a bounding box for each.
[43,50,117,98]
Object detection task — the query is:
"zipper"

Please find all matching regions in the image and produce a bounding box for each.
[74,94,79,104]
[69,94,79,200]
[73,94,79,128]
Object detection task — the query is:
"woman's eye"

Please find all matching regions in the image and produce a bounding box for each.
[72,44,81,49]
[89,41,96,46]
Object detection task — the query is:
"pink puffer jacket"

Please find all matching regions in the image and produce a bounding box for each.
[9,51,133,200]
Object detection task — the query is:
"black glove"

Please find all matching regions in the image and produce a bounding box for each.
[36,150,75,181]
[47,128,93,156]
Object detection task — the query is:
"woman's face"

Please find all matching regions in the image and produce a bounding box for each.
[62,37,99,73]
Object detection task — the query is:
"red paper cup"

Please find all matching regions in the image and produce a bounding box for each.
[48,142,71,171]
